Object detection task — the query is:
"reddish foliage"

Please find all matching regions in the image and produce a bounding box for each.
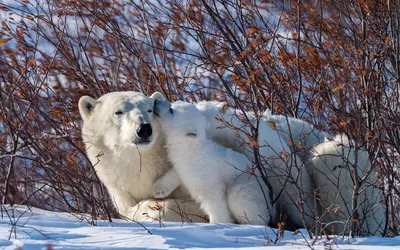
[0,0,398,235]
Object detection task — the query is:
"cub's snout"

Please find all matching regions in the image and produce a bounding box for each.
[154,99,173,117]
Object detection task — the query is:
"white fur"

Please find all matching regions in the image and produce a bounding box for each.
[195,101,315,228]
[154,101,273,225]
[195,101,384,234]
[80,91,384,235]
[262,111,326,158]
[79,91,205,222]
[310,134,385,235]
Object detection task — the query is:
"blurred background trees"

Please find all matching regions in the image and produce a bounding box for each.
[0,0,399,235]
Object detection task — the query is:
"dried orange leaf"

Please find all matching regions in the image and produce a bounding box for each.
[29,58,37,66]
[268,121,277,130]
[0,37,12,47]
[246,27,256,36]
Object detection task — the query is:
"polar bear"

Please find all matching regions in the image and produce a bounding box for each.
[152,100,273,225]
[194,101,315,228]
[310,135,385,235]
[78,91,206,222]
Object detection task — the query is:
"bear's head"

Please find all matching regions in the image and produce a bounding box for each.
[195,101,229,119]
[154,100,210,140]
[79,91,166,152]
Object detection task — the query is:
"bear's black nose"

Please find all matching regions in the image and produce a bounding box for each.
[137,124,153,138]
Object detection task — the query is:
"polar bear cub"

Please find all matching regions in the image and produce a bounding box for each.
[195,101,315,228]
[153,100,273,225]
[310,134,385,235]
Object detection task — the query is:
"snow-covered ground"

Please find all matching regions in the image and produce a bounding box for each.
[0,206,399,250]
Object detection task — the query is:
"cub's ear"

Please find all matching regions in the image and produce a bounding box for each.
[149,91,166,101]
[78,96,97,121]
[218,102,229,114]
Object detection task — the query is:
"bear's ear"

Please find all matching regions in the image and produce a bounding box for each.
[78,96,97,121]
[149,91,166,101]
[217,102,229,114]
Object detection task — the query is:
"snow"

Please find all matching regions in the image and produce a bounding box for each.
[1,206,399,250]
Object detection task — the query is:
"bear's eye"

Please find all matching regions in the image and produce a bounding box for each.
[147,109,152,113]
[114,110,123,116]
[169,108,174,114]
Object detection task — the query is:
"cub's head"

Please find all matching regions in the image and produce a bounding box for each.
[154,100,209,139]
[79,91,166,152]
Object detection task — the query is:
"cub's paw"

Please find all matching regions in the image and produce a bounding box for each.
[153,178,175,199]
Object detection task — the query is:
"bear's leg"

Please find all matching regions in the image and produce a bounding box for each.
[357,184,385,235]
[153,168,182,199]
[131,198,208,223]
[227,180,273,225]
[198,189,235,224]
